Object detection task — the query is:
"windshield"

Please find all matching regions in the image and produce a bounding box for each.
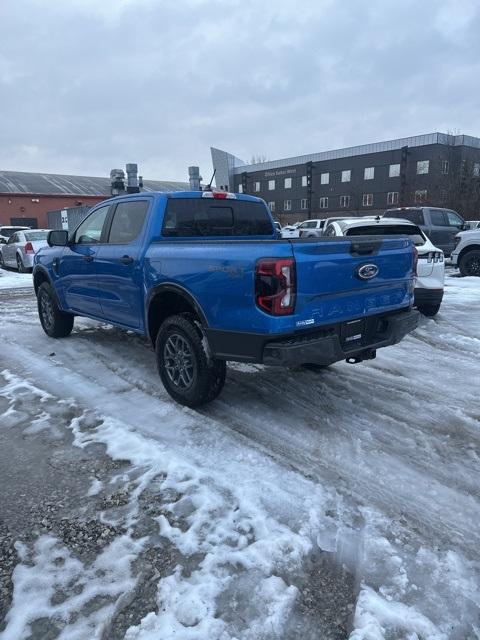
[1,227,28,238]
[345,224,425,246]
[25,231,49,241]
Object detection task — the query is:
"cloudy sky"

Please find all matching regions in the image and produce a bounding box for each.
[1,0,479,182]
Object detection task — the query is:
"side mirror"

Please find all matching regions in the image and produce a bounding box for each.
[461,222,469,231]
[0,238,6,244]
[48,229,69,247]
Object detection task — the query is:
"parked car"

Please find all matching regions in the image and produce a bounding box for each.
[0,229,50,272]
[0,225,31,244]
[466,220,480,230]
[273,221,282,235]
[450,227,480,276]
[33,190,418,407]
[383,207,467,256]
[280,222,301,238]
[323,217,445,316]
[297,219,325,237]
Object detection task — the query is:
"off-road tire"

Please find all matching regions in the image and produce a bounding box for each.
[417,303,441,317]
[156,313,226,407]
[37,282,74,338]
[459,249,480,277]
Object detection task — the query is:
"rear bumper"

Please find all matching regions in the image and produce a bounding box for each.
[206,309,420,367]
[414,287,443,307]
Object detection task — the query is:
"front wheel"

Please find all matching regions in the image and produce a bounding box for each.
[417,303,441,317]
[37,282,74,338]
[156,313,226,407]
[459,250,480,277]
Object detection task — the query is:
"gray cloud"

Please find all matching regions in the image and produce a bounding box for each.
[1,0,479,181]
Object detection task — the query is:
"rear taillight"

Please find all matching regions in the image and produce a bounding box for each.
[255,258,296,315]
[413,247,418,276]
[24,242,34,254]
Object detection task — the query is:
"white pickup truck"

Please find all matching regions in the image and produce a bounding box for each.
[451,228,480,276]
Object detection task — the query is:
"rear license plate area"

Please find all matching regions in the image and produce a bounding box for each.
[341,318,365,348]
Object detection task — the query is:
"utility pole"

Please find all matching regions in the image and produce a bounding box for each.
[306,161,313,219]
[400,146,409,206]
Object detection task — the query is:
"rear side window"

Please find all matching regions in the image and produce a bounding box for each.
[163,198,273,237]
[385,209,424,225]
[346,224,425,246]
[429,210,448,226]
[108,201,149,244]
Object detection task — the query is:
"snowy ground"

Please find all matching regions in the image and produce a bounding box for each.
[0,268,479,639]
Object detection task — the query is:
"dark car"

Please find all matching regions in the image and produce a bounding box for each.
[383,207,468,256]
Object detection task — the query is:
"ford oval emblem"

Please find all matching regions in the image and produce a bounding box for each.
[356,263,379,280]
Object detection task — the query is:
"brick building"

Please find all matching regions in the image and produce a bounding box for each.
[0,171,188,229]
[211,133,480,223]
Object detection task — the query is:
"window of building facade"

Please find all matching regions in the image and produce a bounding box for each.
[268,201,275,212]
[389,164,400,177]
[362,193,373,206]
[341,170,351,183]
[319,197,328,209]
[417,160,429,175]
[473,162,480,177]
[321,172,329,185]
[301,198,308,210]
[268,180,275,190]
[301,175,307,187]
[415,189,427,203]
[340,195,350,208]
[238,184,243,193]
[364,167,374,180]
[254,181,260,192]
[284,199,292,211]
[441,160,449,175]
[284,177,292,189]
[387,191,399,205]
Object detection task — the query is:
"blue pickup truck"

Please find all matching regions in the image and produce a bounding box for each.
[33,190,419,406]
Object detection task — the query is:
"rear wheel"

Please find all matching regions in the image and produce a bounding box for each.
[459,250,480,277]
[156,313,226,407]
[37,282,74,338]
[0,252,4,268]
[417,303,441,317]
[16,254,26,273]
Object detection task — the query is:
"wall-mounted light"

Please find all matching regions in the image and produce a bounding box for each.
[31,198,40,203]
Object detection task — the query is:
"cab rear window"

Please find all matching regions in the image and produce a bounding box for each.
[384,209,424,225]
[163,199,273,237]
[345,224,425,246]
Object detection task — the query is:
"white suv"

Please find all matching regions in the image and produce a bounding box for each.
[323,216,445,316]
[450,228,480,276]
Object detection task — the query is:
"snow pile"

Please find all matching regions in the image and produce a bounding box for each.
[0,269,33,289]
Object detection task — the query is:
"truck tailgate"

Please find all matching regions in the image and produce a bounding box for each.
[290,236,414,326]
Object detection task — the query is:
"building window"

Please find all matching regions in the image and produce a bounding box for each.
[362,193,373,206]
[415,189,427,203]
[341,170,351,182]
[238,184,243,193]
[284,177,292,189]
[441,160,449,175]
[417,160,429,175]
[473,162,480,177]
[268,201,275,212]
[439,190,448,203]
[268,180,275,190]
[254,181,260,192]
[340,195,350,208]
[321,172,329,185]
[319,197,328,209]
[284,199,292,211]
[389,163,400,177]
[300,198,308,210]
[387,191,399,205]
[364,167,374,180]
[301,175,307,187]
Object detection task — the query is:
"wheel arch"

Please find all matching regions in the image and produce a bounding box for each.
[146,283,208,346]
[458,244,480,263]
[33,266,52,295]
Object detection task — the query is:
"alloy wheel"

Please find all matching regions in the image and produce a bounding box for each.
[163,333,196,389]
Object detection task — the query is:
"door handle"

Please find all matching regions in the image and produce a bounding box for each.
[119,255,134,265]
[84,255,94,263]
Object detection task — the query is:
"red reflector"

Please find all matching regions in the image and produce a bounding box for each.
[25,242,34,253]
[213,191,228,199]
[255,258,296,315]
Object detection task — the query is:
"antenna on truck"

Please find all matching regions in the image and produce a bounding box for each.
[204,168,216,192]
